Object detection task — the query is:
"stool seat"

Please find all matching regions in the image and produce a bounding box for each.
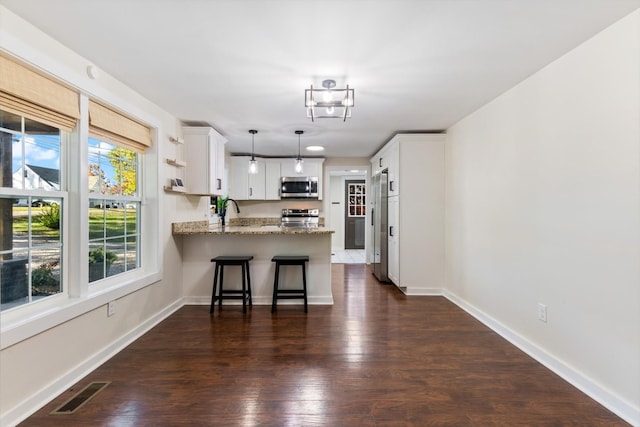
[211,255,254,264]
[271,255,309,264]
[210,255,253,314]
[271,255,309,313]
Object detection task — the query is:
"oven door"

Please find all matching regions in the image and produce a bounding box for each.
[281,177,318,198]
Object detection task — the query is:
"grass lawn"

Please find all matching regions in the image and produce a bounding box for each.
[88,208,138,239]
[12,208,137,239]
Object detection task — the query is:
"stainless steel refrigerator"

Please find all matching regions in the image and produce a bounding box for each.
[372,169,389,282]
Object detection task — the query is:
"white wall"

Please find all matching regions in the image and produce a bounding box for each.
[0,6,185,425]
[329,175,345,250]
[445,10,640,423]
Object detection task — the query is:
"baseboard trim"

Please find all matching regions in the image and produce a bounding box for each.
[443,290,639,426]
[403,287,443,296]
[2,299,184,427]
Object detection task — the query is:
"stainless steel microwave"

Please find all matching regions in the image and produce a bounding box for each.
[281,176,319,199]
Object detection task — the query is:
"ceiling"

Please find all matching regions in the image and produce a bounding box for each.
[2,0,639,158]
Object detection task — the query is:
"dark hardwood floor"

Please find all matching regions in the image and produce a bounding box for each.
[22,264,627,426]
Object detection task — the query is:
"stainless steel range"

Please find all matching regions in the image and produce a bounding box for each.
[281,208,320,228]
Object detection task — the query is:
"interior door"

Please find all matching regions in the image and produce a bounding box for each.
[344,180,366,249]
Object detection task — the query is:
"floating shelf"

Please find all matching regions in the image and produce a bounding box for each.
[166,158,186,167]
[163,185,187,193]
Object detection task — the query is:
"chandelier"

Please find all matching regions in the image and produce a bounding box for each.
[305,79,354,122]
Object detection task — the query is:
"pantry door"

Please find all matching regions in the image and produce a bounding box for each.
[344,180,365,249]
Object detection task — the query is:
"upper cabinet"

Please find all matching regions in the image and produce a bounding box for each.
[371,146,390,176]
[370,142,398,195]
[279,158,322,179]
[265,160,282,200]
[388,141,399,197]
[229,156,323,200]
[229,157,267,200]
[183,127,227,196]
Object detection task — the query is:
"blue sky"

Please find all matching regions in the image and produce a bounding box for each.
[11,134,118,182]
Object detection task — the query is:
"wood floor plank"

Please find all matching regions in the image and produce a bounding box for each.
[20,264,628,426]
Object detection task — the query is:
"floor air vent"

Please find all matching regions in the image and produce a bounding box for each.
[51,381,111,414]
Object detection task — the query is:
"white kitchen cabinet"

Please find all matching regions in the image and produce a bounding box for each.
[388,141,399,197]
[387,195,400,285]
[183,127,227,196]
[229,156,267,200]
[371,133,445,295]
[371,142,399,196]
[230,157,323,200]
[279,157,322,178]
[265,159,281,200]
[371,145,392,176]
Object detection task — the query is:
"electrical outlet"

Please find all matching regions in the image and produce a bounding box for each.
[537,303,547,323]
[107,301,116,317]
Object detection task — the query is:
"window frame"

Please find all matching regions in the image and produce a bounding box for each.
[87,136,142,285]
[0,92,162,350]
[0,114,68,313]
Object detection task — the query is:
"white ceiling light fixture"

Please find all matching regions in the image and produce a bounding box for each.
[248,129,258,174]
[305,79,354,122]
[294,130,304,174]
[306,145,324,152]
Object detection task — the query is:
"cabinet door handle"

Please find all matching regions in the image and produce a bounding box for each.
[379,158,383,168]
[249,187,253,197]
[389,226,394,237]
[216,178,222,190]
[371,208,374,226]
[389,181,395,192]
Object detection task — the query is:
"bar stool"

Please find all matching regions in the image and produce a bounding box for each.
[210,255,253,313]
[271,255,309,313]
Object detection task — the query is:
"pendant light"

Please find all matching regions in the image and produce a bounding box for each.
[248,129,258,174]
[294,130,304,174]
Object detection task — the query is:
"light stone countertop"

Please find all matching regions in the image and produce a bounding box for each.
[172,220,334,236]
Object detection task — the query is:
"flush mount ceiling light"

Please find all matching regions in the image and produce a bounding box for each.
[306,145,324,152]
[305,79,354,122]
[248,129,258,174]
[295,130,304,174]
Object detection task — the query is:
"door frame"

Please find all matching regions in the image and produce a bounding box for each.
[323,164,371,261]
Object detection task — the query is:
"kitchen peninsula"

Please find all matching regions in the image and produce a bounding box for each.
[173,220,335,307]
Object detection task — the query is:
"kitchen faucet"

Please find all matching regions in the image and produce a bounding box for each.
[227,198,240,214]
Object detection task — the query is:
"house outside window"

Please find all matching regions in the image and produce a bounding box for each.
[0,109,64,310]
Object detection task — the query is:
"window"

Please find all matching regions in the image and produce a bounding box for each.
[1,54,158,348]
[347,182,366,217]
[0,109,64,310]
[88,137,140,283]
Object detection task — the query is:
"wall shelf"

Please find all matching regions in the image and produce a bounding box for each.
[166,158,186,167]
[163,185,187,193]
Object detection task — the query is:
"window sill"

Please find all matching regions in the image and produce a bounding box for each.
[0,270,161,350]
